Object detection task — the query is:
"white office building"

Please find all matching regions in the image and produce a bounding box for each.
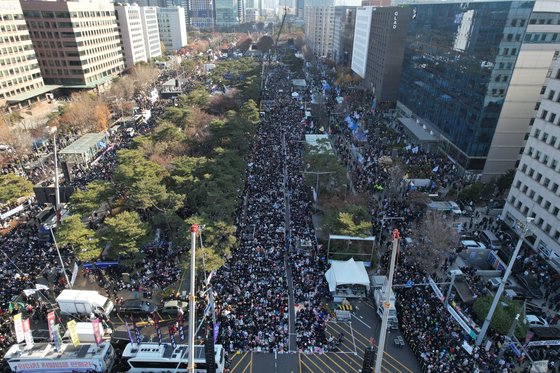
[115,4,147,69]
[304,6,335,58]
[157,6,187,51]
[502,55,560,270]
[140,7,161,59]
[350,6,372,77]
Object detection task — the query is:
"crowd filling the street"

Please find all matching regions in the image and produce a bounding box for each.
[0,50,559,373]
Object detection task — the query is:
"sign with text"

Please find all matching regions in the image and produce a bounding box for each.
[22,318,34,349]
[13,313,24,343]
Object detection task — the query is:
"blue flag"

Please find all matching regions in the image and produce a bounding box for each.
[132,317,143,345]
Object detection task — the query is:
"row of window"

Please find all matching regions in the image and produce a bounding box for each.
[519,163,559,194]
[0,63,39,79]
[524,33,559,44]
[23,10,114,19]
[0,52,36,67]
[0,81,43,99]
[509,196,560,241]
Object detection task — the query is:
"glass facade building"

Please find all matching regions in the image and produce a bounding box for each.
[397,1,559,171]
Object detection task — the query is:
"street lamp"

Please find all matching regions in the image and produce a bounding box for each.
[475,217,534,346]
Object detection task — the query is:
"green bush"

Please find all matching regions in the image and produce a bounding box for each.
[472,296,527,339]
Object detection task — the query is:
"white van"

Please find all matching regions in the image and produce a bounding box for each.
[480,230,502,250]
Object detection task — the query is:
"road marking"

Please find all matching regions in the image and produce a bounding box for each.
[363,301,376,310]
[230,351,248,373]
[382,350,415,373]
[334,351,362,367]
[250,352,253,373]
[349,321,357,354]
[300,354,329,373]
[382,355,402,372]
[351,313,372,329]
[322,351,356,371]
[299,357,315,373]
[298,353,302,373]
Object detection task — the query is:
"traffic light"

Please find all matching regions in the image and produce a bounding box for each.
[362,346,376,373]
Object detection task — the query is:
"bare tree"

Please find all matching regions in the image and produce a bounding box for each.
[58,92,110,133]
[131,65,160,96]
[409,210,459,273]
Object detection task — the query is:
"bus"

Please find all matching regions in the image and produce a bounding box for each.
[4,342,116,372]
[122,342,225,372]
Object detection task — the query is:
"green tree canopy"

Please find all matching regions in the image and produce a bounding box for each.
[473,296,527,339]
[55,215,101,262]
[113,149,176,211]
[0,173,33,205]
[100,211,148,257]
[68,180,115,217]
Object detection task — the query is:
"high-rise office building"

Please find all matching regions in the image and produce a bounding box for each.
[351,6,410,101]
[502,56,560,265]
[304,6,335,58]
[0,0,48,107]
[190,0,214,28]
[215,0,238,27]
[166,0,190,28]
[395,0,560,178]
[21,0,124,88]
[140,7,162,59]
[157,6,188,51]
[115,4,148,69]
[333,6,356,67]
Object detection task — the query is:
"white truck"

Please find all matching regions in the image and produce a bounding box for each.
[56,290,114,316]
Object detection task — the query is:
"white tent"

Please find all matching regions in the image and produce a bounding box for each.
[325,258,370,293]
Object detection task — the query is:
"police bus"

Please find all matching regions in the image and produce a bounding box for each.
[122,342,225,372]
[4,342,116,372]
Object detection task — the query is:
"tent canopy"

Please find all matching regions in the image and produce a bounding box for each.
[325,258,370,293]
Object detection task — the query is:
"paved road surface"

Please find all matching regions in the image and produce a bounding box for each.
[229,299,421,373]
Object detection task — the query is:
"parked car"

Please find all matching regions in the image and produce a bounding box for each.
[118,299,158,316]
[526,314,549,327]
[160,300,188,318]
[515,274,545,299]
[460,240,487,250]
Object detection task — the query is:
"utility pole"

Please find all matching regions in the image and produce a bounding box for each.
[374,229,400,373]
[188,224,198,372]
[476,218,533,346]
[50,228,71,288]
